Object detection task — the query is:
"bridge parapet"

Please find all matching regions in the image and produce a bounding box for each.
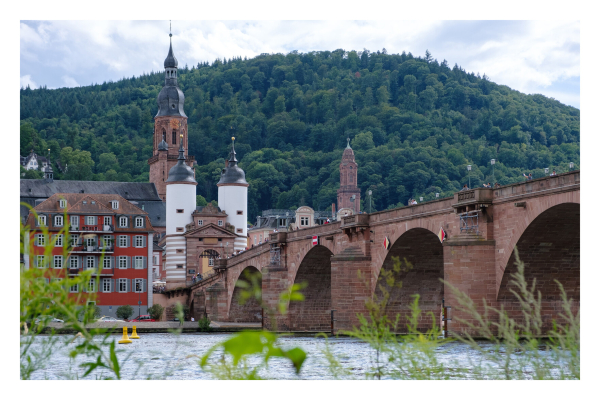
[492,170,579,203]
[453,188,493,213]
[340,213,369,228]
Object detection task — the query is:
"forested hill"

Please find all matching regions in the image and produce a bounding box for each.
[20,49,580,221]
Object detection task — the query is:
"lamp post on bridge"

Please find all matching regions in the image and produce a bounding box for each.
[350,195,356,214]
[569,162,574,171]
[368,190,372,214]
[491,159,495,185]
[467,164,472,189]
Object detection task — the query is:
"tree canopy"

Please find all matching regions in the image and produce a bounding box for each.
[20,48,580,222]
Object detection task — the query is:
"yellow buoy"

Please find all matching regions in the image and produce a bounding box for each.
[130,325,140,339]
[118,326,132,344]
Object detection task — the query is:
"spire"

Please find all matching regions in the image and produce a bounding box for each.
[164,22,178,69]
[44,148,53,181]
[165,134,195,183]
[228,136,238,165]
[346,137,351,149]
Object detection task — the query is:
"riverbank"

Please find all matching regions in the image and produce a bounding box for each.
[33,321,262,334]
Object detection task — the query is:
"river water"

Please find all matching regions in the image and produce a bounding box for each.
[25,333,573,380]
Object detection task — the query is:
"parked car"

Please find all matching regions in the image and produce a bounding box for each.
[129,315,155,322]
[34,316,64,323]
[97,316,123,322]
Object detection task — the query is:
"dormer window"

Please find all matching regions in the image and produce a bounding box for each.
[135,217,144,228]
[119,217,128,228]
[111,201,119,209]
[59,199,67,209]
[218,220,223,227]
[198,220,203,226]
[37,215,46,226]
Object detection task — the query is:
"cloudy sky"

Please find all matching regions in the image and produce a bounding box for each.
[20,20,580,108]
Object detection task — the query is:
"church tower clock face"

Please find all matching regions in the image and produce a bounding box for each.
[170,119,180,129]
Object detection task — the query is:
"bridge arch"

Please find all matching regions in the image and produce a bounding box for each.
[228,265,262,323]
[498,202,580,314]
[374,227,444,331]
[289,245,334,331]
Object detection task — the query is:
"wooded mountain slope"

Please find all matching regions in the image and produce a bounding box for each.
[20,49,580,221]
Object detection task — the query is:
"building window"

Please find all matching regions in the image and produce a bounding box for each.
[279,218,286,227]
[176,227,183,232]
[103,256,111,269]
[70,215,79,228]
[85,237,95,248]
[70,284,79,293]
[119,256,127,269]
[134,279,143,293]
[153,256,158,265]
[218,220,223,226]
[70,256,79,269]
[103,278,111,293]
[172,131,176,145]
[176,209,184,214]
[88,280,95,293]
[176,249,183,254]
[111,201,119,209]
[37,255,45,268]
[237,210,243,215]
[254,236,257,245]
[119,216,127,227]
[134,256,143,269]
[301,217,309,226]
[102,235,111,246]
[118,235,127,247]
[38,215,46,226]
[36,234,45,246]
[86,216,95,225]
[119,278,127,292]
[55,234,63,247]
[104,216,111,226]
[59,199,67,208]
[188,269,195,275]
[71,234,79,247]
[55,215,63,227]
[135,236,144,247]
[176,264,183,269]
[236,228,243,233]
[53,255,63,269]
[198,220,203,226]
[209,258,214,267]
[135,217,144,227]
[86,256,95,269]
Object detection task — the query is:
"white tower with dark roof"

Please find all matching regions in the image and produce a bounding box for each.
[217,138,248,251]
[165,136,196,286]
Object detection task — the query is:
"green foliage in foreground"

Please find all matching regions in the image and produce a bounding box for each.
[20,49,579,221]
[20,207,578,379]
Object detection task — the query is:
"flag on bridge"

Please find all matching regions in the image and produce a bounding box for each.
[312,236,318,246]
[383,237,391,250]
[438,227,446,243]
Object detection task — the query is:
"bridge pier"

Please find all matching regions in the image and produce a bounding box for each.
[443,235,498,336]
[205,282,228,322]
[262,265,290,331]
[330,247,372,334]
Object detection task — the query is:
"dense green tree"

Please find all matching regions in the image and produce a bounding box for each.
[20,48,579,222]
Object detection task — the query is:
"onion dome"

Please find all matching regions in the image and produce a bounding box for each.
[158,137,169,151]
[217,137,248,186]
[166,137,195,183]
[164,35,178,68]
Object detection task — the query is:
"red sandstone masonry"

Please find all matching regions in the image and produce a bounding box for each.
[169,172,579,335]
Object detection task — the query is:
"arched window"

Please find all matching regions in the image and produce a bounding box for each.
[172,130,176,145]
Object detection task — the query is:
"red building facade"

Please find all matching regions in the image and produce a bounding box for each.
[24,193,154,318]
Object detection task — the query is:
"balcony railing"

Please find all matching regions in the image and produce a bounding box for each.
[69,225,115,232]
[70,245,114,254]
[68,267,115,276]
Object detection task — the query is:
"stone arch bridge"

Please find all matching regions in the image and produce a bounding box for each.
[164,171,579,335]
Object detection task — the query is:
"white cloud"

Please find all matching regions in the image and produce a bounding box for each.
[20,75,37,89]
[20,20,580,107]
[62,75,79,87]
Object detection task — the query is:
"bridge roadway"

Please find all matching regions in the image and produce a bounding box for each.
[164,171,580,335]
